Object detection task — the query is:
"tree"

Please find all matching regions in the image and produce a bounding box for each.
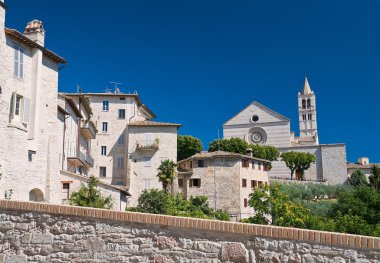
[135,189,175,215]
[281,151,316,180]
[177,135,203,161]
[369,164,380,191]
[70,176,113,209]
[349,170,368,188]
[249,144,279,161]
[247,184,311,228]
[157,159,178,193]
[208,138,248,154]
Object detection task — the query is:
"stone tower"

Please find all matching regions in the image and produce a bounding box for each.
[298,77,319,145]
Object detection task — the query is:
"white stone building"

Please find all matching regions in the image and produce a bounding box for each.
[347,157,379,180]
[223,77,348,184]
[62,93,181,207]
[177,151,270,221]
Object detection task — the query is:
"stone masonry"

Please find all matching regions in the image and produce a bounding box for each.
[0,200,378,263]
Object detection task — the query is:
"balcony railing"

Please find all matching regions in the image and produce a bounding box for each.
[85,153,94,167]
[67,149,86,166]
[136,139,159,151]
[81,120,97,139]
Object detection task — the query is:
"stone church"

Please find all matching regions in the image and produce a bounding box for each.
[223,78,348,185]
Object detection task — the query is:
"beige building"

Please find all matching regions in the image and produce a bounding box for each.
[223,77,348,184]
[347,157,379,180]
[177,151,270,221]
[63,93,181,207]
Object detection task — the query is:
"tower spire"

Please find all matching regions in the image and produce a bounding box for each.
[301,77,313,95]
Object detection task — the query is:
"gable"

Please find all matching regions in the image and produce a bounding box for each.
[224,101,289,126]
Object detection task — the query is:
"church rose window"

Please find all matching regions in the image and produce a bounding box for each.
[251,115,259,122]
[246,127,267,144]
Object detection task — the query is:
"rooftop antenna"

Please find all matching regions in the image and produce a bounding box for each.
[76,84,83,94]
[110,81,122,93]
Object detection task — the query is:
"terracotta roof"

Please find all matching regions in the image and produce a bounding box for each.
[128,121,181,127]
[347,163,379,169]
[178,150,270,164]
[5,28,66,64]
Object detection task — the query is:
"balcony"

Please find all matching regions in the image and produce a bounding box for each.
[81,120,97,139]
[136,139,159,151]
[67,149,86,166]
[85,153,94,167]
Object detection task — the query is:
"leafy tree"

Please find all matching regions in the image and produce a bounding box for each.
[208,138,249,154]
[248,184,311,228]
[249,144,279,161]
[70,176,113,209]
[135,189,175,214]
[349,170,368,188]
[177,135,203,161]
[157,160,178,193]
[280,151,316,180]
[369,164,380,191]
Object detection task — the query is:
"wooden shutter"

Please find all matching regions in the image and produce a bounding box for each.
[189,179,193,188]
[23,97,31,124]
[244,198,248,208]
[198,179,201,188]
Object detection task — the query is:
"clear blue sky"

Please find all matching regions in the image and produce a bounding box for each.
[6,0,380,162]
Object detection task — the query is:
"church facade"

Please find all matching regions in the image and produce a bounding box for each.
[223,78,348,185]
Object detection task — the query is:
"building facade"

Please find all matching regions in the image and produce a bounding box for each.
[177,151,271,221]
[223,77,348,184]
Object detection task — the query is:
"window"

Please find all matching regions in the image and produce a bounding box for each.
[102,101,109,111]
[251,180,257,188]
[197,159,204,167]
[302,99,306,109]
[145,133,152,145]
[117,157,124,168]
[258,181,263,187]
[102,122,108,132]
[251,115,259,122]
[9,93,30,124]
[244,198,248,208]
[101,146,107,156]
[143,157,151,167]
[308,114,312,120]
[118,109,125,119]
[116,181,124,186]
[242,179,247,188]
[143,179,151,189]
[242,159,249,168]
[119,97,125,100]
[178,178,184,188]
[62,183,70,201]
[302,114,307,121]
[189,178,201,188]
[252,161,255,169]
[307,99,311,109]
[117,134,125,145]
[258,162,262,170]
[28,150,36,162]
[14,46,24,79]
[99,167,106,177]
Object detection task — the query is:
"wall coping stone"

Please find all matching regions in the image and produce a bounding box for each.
[0,199,378,251]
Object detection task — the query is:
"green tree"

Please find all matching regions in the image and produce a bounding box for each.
[369,164,380,191]
[247,184,311,228]
[349,170,368,188]
[177,135,203,161]
[208,138,248,154]
[134,189,175,214]
[280,151,316,180]
[70,176,113,209]
[249,144,279,161]
[157,159,178,193]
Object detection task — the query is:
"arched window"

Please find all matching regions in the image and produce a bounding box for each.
[307,99,311,109]
[302,114,306,121]
[302,99,306,109]
[29,188,44,202]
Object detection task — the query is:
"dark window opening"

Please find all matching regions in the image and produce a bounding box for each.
[197,159,204,167]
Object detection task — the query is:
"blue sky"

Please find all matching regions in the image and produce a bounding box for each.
[6,0,380,162]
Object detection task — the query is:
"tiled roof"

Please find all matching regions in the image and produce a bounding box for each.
[5,28,66,63]
[178,150,270,164]
[128,121,181,127]
[347,163,379,169]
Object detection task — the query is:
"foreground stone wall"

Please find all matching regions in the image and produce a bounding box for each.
[0,200,378,263]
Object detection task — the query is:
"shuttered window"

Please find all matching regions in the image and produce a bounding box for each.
[14,46,24,79]
[244,198,248,208]
[23,97,30,124]
[189,179,201,188]
[242,179,247,188]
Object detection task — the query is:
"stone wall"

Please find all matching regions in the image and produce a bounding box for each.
[0,200,378,263]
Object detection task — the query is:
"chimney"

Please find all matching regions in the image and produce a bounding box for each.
[24,19,45,46]
[246,149,253,157]
[358,157,369,165]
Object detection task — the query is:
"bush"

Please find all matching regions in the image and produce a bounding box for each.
[349,170,368,188]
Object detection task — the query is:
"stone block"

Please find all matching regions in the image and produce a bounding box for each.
[20,233,31,244]
[31,233,53,244]
[4,254,27,263]
[150,254,175,263]
[221,242,248,263]
[15,223,28,231]
[0,222,14,231]
[193,241,221,253]
[296,243,312,253]
[156,236,177,250]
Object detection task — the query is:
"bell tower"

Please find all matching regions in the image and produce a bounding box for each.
[298,77,319,145]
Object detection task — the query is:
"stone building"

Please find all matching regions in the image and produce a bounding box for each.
[177,151,271,221]
[223,77,347,184]
[62,93,181,207]
[347,157,379,180]
[0,0,65,202]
